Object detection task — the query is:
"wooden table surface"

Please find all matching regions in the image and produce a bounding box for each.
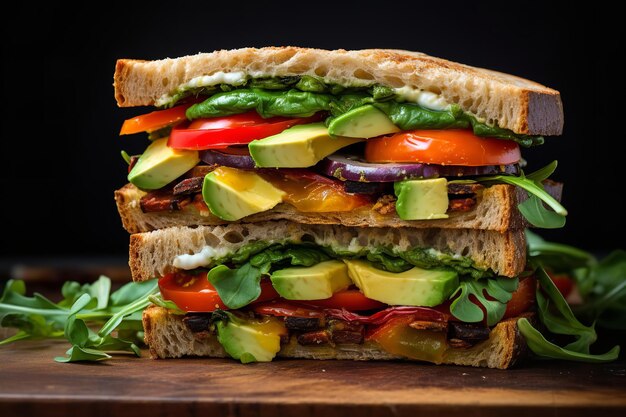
[1,340,625,417]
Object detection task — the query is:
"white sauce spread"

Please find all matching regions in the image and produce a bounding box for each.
[173,246,230,270]
[155,71,247,107]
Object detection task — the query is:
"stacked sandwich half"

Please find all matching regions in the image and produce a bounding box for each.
[113,47,565,369]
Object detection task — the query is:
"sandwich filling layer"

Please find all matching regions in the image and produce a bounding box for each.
[152,242,535,365]
[120,74,565,229]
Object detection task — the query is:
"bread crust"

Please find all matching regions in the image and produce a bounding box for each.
[115,182,564,235]
[113,47,563,135]
[127,221,526,281]
[142,305,532,369]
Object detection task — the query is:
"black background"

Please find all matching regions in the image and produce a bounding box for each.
[1,1,624,261]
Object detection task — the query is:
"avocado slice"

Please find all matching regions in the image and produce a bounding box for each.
[344,259,458,306]
[394,178,449,220]
[128,138,200,190]
[249,123,363,168]
[327,105,400,138]
[202,166,285,221]
[216,313,287,363]
[270,260,352,300]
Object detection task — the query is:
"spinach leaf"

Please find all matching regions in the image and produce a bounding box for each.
[366,251,413,273]
[517,264,620,362]
[295,75,328,93]
[449,277,519,326]
[467,116,544,147]
[186,88,335,119]
[373,101,468,130]
[397,247,493,279]
[248,76,299,90]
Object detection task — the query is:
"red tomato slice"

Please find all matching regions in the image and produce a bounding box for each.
[168,112,323,150]
[158,272,278,312]
[120,103,195,135]
[365,129,521,166]
[502,276,536,320]
[300,290,386,311]
[547,272,574,299]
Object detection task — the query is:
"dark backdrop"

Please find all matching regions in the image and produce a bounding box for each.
[2,1,624,260]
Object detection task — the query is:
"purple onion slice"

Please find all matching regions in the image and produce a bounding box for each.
[200,149,256,169]
[318,155,519,182]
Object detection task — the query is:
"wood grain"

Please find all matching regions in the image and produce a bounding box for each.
[1,340,625,417]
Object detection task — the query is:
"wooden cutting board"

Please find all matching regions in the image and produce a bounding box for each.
[1,340,625,417]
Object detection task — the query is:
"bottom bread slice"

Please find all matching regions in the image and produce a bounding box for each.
[143,305,532,369]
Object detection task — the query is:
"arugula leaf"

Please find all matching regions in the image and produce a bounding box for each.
[477,161,567,228]
[517,264,620,362]
[526,229,596,272]
[98,281,158,337]
[1,277,159,362]
[517,319,619,363]
[148,294,186,315]
[207,264,263,309]
[208,245,331,309]
[574,250,626,330]
[89,276,111,310]
[449,277,519,326]
[526,160,557,182]
[55,346,112,363]
[518,195,566,229]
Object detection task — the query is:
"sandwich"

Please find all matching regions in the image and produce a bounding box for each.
[113,47,566,369]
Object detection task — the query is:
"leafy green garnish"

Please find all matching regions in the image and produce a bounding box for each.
[526,230,626,331]
[449,277,519,326]
[517,264,620,362]
[0,276,158,362]
[477,161,567,229]
[207,245,330,309]
[573,250,626,330]
[525,229,596,271]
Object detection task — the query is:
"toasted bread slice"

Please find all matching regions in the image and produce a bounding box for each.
[142,305,532,369]
[127,221,526,281]
[114,47,563,135]
[115,182,563,235]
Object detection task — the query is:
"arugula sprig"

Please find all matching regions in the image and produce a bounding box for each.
[518,263,620,362]
[519,231,623,362]
[0,276,158,362]
[449,277,519,326]
[477,161,567,229]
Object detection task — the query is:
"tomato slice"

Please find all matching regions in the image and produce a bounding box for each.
[300,290,386,311]
[364,129,521,166]
[158,272,278,312]
[260,170,371,212]
[120,103,195,135]
[547,272,574,299]
[502,276,536,320]
[168,112,322,150]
